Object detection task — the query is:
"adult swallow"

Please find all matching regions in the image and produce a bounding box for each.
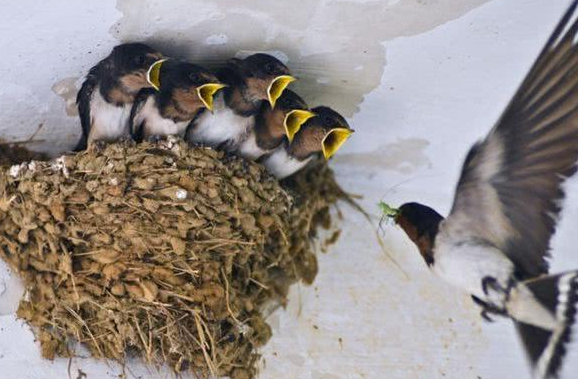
[74,43,163,150]
[383,2,578,377]
[185,53,296,151]
[237,89,315,160]
[262,106,353,179]
[129,59,225,142]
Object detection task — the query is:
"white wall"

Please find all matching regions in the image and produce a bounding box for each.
[1,0,577,378]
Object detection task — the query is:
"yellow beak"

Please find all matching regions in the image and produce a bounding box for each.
[267,75,296,108]
[197,83,227,111]
[284,109,316,143]
[321,128,354,160]
[146,59,167,91]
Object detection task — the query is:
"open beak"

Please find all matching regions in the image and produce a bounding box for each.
[146,59,167,91]
[197,83,227,112]
[284,109,316,143]
[378,201,400,219]
[267,75,296,108]
[321,128,354,160]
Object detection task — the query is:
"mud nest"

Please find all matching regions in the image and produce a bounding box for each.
[0,139,343,378]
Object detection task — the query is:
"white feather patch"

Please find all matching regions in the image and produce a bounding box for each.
[431,237,514,302]
[88,86,132,143]
[507,284,557,331]
[134,97,190,138]
[262,147,312,179]
[237,131,269,160]
[187,93,255,149]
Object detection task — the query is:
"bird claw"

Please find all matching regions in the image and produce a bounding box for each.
[482,276,503,296]
[89,140,108,152]
[480,309,496,323]
[471,295,507,323]
[147,134,165,144]
[118,135,135,145]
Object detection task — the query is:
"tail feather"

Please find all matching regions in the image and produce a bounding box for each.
[514,271,578,379]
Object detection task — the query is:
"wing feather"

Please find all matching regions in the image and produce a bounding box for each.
[74,66,99,151]
[446,0,578,278]
[129,88,154,143]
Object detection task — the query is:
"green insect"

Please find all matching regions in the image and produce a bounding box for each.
[378,201,399,218]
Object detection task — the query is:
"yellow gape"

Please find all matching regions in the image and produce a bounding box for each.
[267,75,296,108]
[197,83,227,112]
[322,128,354,160]
[146,59,167,91]
[284,110,316,142]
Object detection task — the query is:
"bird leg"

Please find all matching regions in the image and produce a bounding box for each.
[482,276,514,301]
[88,140,108,152]
[146,134,165,144]
[118,135,135,145]
[471,295,508,322]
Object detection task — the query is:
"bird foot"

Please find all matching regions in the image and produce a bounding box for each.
[118,136,136,146]
[187,140,207,149]
[482,276,514,303]
[147,134,165,144]
[88,140,108,152]
[482,276,503,296]
[471,295,507,323]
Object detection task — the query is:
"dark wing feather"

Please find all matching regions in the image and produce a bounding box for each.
[74,65,100,151]
[75,66,100,151]
[129,88,155,143]
[447,0,578,278]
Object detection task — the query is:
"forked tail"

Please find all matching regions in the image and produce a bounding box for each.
[513,272,578,379]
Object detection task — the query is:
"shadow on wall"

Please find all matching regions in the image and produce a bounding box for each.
[109,0,491,117]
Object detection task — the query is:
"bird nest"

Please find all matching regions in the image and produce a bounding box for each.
[0,139,343,379]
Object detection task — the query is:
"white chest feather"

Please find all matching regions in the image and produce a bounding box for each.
[187,94,255,149]
[88,87,132,143]
[237,131,269,160]
[134,97,190,138]
[262,147,313,179]
[432,235,514,301]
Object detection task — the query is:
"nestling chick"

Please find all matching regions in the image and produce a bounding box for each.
[186,53,296,151]
[238,89,315,160]
[262,106,353,179]
[75,43,163,150]
[129,59,225,142]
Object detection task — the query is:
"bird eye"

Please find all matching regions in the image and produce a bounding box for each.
[134,55,146,66]
[188,72,200,82]
[264,63,275,74]
[323,116,333,125]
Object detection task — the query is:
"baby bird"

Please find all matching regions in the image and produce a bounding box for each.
[186,53,295,151]
[129,59,225,142]
[75,43,163,150]
[238,89,315,160]
[262,106,353,179]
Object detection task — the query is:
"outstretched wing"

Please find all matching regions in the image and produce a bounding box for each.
[74,67,99,151]
[446,0,578,279]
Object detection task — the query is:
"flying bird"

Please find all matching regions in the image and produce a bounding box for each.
[383,2,578,378]
[75,43,163,151]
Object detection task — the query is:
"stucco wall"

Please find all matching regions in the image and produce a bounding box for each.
[1,0,577,378]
